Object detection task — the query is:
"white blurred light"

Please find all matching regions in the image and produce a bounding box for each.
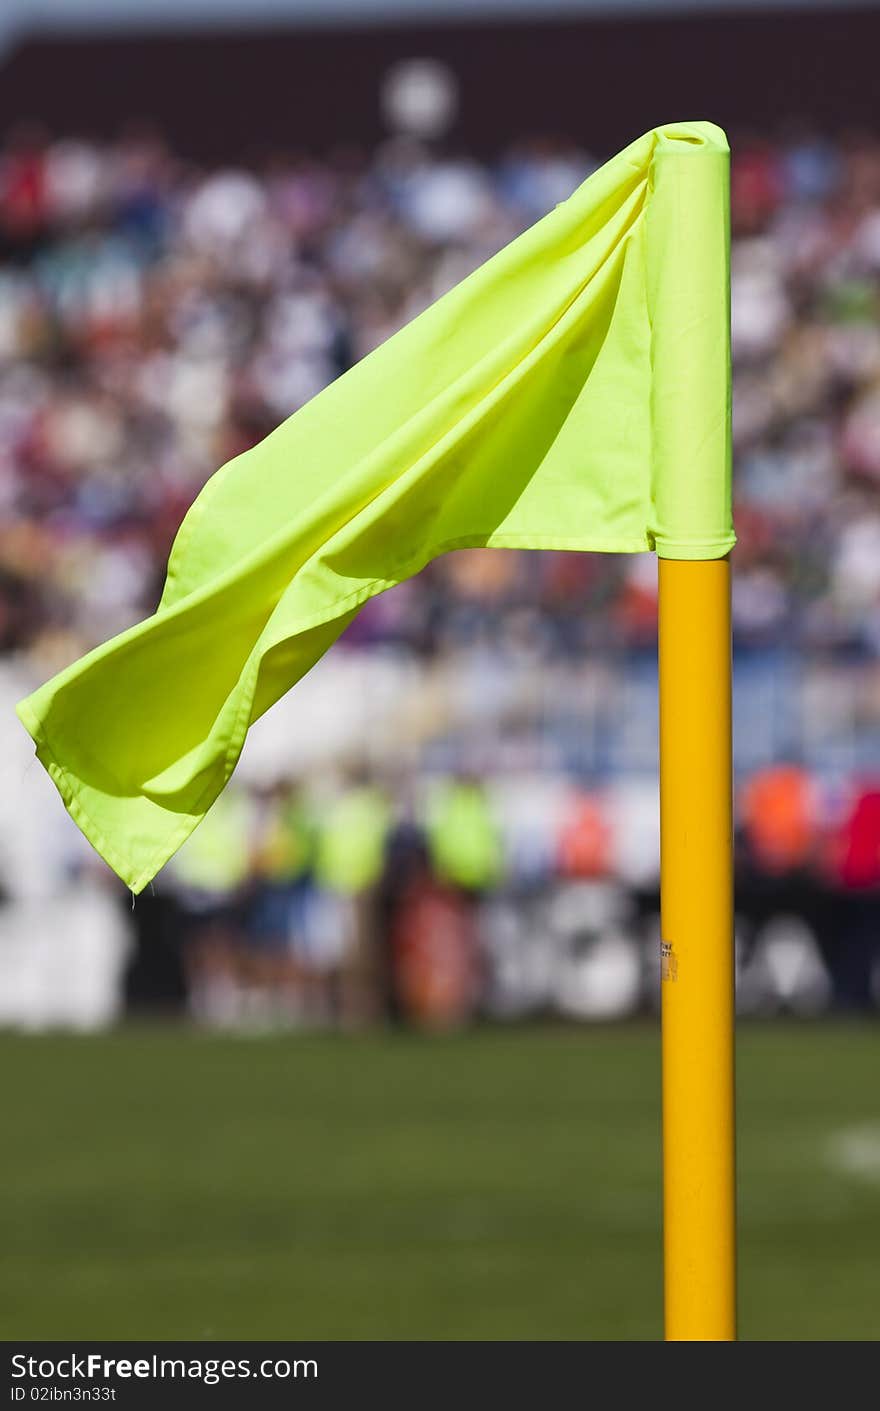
[556,932,642,1021]
[381,58,458,140]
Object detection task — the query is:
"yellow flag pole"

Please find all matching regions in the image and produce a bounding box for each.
[658,555,737,1341]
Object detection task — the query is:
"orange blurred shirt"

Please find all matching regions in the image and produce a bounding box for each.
[740,765,816,874]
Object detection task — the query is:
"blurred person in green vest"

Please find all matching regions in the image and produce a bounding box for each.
[421,774,502,1020]
[246,777,317,1025]
[166,786,254,1027]
[426,773,503,896]
[312,763,391,1025]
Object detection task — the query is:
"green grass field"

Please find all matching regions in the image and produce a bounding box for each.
[2,1024,878,1341]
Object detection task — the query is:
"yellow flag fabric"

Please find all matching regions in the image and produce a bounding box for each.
[17,121,733,893]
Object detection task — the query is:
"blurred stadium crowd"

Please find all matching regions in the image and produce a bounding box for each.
[1,122,879,1026]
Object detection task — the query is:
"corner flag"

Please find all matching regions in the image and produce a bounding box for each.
[16,121,732,895]
[17,119,737,1342]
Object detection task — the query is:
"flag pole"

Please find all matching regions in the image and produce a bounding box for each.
[658,554,736,1340]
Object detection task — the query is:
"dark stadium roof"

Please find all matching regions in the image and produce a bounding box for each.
[2,0,879,54]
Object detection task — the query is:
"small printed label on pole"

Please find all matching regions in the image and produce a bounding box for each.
[661,940,678,981]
